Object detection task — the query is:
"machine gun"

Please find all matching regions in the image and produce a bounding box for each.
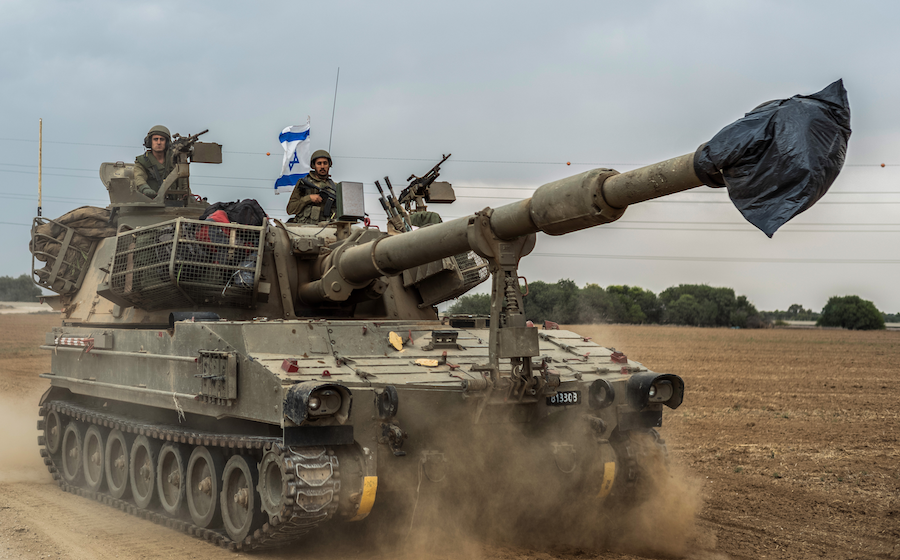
[171,129,209,154]
[155,129,222,202]
[296,176,337,221]
[374,179,411,232]
[399,153,453,212]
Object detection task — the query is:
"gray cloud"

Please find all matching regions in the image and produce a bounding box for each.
[2,0,898,313]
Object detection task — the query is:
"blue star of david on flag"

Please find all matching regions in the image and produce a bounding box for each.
[275,120,311,194]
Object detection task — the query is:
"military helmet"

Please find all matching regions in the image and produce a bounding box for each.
[143,125,171,149]
[310,149,332,167]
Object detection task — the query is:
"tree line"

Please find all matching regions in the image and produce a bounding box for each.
[0,274,41,301]
[446,280,892,330]
[2,272,890,330]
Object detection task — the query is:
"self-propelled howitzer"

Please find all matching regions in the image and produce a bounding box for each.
[31,81,850,552]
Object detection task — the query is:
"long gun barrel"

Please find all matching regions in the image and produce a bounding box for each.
[298,80,851,305]
[335,151,702,285]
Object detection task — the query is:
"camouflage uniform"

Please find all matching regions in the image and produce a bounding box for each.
[134,148,174,199]
[286,174,337,224]
[408,211,442,227]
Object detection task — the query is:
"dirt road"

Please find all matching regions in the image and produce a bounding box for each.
[1,314,897,559]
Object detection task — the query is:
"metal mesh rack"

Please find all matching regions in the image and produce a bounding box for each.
[30,217,97,295]
[109,218,266,310]
[454,251,489,289]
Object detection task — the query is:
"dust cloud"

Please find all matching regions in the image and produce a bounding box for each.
[0,388,50,483]
[601,432,726,559]
[315,427,725,560]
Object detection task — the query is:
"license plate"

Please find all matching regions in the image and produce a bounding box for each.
[546,390,581,406]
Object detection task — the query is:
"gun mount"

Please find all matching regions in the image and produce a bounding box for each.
[29,81,850,551]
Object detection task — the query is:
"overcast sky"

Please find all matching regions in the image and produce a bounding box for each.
[2,0,899,313]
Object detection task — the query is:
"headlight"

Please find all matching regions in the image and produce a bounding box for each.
[284,382,352,424]
[626,373,684,410]
[648,380,674,403]
[588,378,616,409]
[308,389,342,416]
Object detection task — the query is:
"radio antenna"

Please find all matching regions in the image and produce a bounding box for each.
[38,118,42,217]
[328,67,340,153]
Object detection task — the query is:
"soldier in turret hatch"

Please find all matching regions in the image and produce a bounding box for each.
[133,125,175,199]
[287,149,338,224]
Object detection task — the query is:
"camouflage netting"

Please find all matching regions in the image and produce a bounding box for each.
[30,206,116,294]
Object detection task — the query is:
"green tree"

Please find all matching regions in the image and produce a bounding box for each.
[660,284,763,328]
[817,295,885,330]
[607,285,661,323]
[522,279,579,323]
[0,274,41,301]
[572,284,612,323]
[761,304,821,323]
[447,293,491,315]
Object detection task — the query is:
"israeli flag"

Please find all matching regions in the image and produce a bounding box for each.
[274,121,311,194]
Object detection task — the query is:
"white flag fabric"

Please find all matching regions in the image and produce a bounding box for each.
[274,121,311,194]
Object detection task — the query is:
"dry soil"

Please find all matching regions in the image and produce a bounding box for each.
[0,314,897,559]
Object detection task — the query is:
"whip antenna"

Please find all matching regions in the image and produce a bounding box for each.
[38,118,42,217]
[328,67,340,153]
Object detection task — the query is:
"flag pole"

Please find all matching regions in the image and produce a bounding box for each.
[328,67,340,153]
[38,118,42,217]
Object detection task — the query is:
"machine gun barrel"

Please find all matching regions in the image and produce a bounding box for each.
[172,129,209,148]
[400,153,452,206]
[375,179,410,231]
[406,153,451,184]
[383,177,412,231]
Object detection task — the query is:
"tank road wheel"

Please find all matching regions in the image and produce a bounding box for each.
[221,455,265,542]
[105,429,130,499]
[82,426,105,492]
[157,443,188,516]
[44,409,63,455]
[186,446,224,528]
[257,447,287,520]
[607,428,668,506]
[129,435,160,509]
[61,422,83,485]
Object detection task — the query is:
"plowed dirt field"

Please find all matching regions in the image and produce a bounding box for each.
[1,314,897,559]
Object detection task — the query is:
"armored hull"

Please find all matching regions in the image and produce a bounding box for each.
[39,314,664,549]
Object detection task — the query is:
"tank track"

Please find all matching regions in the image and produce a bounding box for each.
[38,400,341,552]
[609,428,667,501]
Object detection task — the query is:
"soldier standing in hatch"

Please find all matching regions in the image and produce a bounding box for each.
[134,125,175,199]
[286,150,338,224]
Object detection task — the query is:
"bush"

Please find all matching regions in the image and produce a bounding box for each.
[447,281,767,328]
[817,295,885,330]
[0,274,41,301]
[522,279,580,323]
[447,293,490,315]
[659,284,765,328]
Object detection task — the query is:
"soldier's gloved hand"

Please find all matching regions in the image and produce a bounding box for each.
[138,185,156,199]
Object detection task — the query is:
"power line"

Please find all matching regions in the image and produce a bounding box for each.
[531,253,900,264]
[0,136,898,167]
[600,225,900,233]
